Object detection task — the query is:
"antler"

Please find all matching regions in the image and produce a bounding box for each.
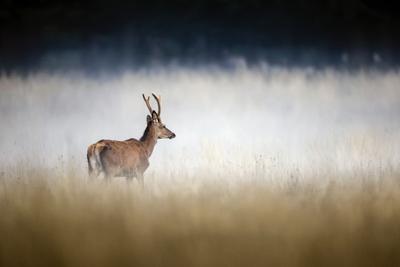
[152,93,161,117]
[142,94,153,115]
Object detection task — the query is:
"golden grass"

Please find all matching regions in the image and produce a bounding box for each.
[1,167,400,267]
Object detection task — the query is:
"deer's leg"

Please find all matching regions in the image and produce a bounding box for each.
[88,169,97,180]
[125,168,135,183]
[88,166,103,182]
[103,175,110,183]
[137,173,144,189]
[102,169,112,183]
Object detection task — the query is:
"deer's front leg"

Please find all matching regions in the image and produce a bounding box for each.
[136,173,144,189]
[126,175,134,183]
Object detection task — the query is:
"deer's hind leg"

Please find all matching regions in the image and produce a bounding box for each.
[101,163,114,183]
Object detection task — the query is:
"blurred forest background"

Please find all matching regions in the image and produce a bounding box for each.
[1,0,399,72]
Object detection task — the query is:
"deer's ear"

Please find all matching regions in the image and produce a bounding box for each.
[151,111,158,120]
[146,115,152,124]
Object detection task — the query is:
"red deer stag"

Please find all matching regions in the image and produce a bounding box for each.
[87,93,175,185]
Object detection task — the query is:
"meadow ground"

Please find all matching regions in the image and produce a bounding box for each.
[1,162,400,267]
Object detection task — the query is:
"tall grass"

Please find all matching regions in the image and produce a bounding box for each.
[1,165,400,267]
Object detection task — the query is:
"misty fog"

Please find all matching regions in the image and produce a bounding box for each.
[1,62,399,185]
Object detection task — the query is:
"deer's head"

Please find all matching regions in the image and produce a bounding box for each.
[143,93,176,139]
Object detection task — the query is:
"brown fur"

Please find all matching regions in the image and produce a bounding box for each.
[87,94,175,185]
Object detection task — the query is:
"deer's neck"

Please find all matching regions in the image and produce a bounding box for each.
[140,125,157,157]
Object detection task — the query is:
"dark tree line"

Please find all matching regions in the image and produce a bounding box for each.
[0,0,399,71]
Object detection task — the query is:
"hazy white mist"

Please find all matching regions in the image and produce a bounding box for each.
[1,63,399,185]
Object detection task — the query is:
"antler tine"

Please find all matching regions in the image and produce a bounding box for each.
[152,93,161,117]
[142,94,153,115]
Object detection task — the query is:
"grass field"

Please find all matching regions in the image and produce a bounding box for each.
[1,65,400,266]
[1,165,400,267]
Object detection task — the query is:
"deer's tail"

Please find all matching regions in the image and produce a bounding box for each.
[87,144,95,176]
[87,142,107,176]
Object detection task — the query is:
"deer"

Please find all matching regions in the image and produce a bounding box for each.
[86,93,176,186]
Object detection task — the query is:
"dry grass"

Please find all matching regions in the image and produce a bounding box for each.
[1,167,400,267]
